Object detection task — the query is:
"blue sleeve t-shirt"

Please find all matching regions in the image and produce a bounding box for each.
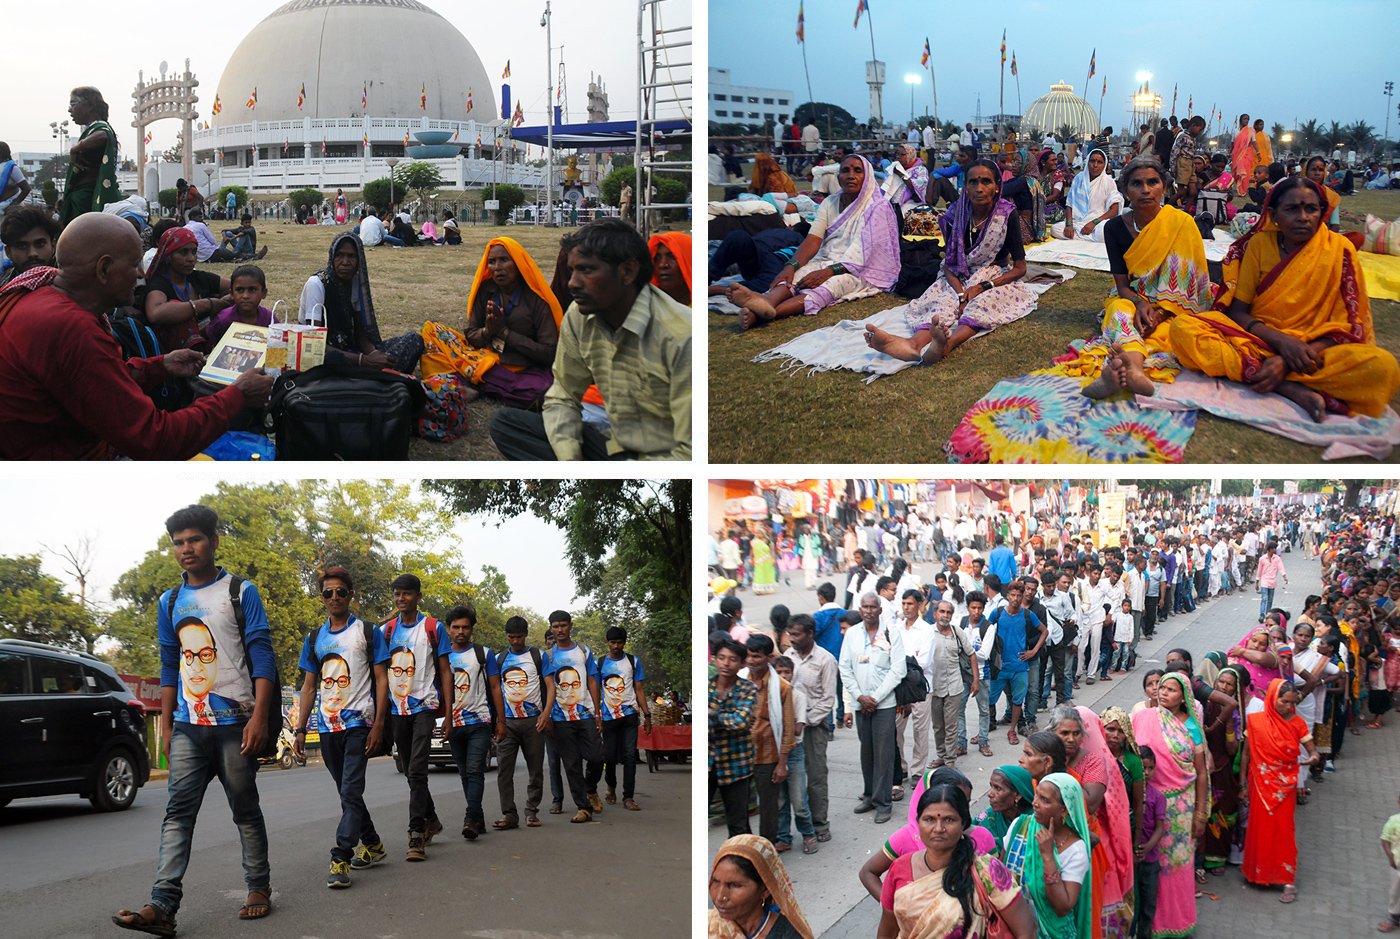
[297,616,390,732]
[446,644,500,726]
[546,643,600,721]
[158,569,276,727]
[499,647,546,718]
[382,613,450,716]
[598,653,646,720]
[990,607,1039,675]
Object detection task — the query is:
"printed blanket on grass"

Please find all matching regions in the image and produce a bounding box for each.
[945,373,1195,463]
[1024,231,1237,271]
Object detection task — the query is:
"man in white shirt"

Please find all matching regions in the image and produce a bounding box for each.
[838,592,906,824]
[1081,565,1113,684]
[1125,557,1147,664]
[355,209,403,247]
[718,532,741,584]
[774,116,788,156]
[801,121,821,156]
[922,122,938,161]
[892,591,933,784]
[960,123,974,148]
[1042,571,1080,705]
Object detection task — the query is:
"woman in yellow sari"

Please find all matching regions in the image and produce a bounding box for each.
[1169,176,1400,420]
[709,834,814,939]
[1045,156,1213,399]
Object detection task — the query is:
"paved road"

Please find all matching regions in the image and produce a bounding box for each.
[2,748,690,938]
[712,552,1399,937]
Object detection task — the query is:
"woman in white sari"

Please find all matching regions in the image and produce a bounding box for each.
[1051,148,1124,242]
[730,154,900,329]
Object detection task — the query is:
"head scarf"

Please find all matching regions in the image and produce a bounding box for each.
[940,157,1017,280]
[1076,705,1135,907]
[1100,705,1139,756]
[708,834,814,939]
[820,155,901,290]
[750,152,798,196]
[1247,678,1306,813]
[466,237,564,328]
[317,232,381,347]
[1067,148,1123,223]
[994,763,1036,804]
[1157,672,1204,746]
[1013,773,1094,939]
[148,227,198,282]
[1199,650,1225,688]
[648,231,693,296]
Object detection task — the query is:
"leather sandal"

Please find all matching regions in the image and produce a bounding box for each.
[525,814,542,828]
[570,809,592,824]
[238,889,272,920]
[112,904,177,938]
[493,815,519,830]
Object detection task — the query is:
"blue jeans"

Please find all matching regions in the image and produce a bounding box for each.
[1024,657,1044,724]
[1099,640,1118,678]
[1109,639,1131,672]
[1259,586,1275,619]
[448,723,492,827]
[776,741,815,843]
[381,233,405,246]
[320,726,379,862]
[989,669,1029,721]
[957,678,990,749]
[151,723,269,916]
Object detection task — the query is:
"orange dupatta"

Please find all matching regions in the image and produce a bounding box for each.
[462,237,564,375]
[648,231,692,297]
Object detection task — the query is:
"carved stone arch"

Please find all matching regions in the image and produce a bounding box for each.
[131,59,200,196]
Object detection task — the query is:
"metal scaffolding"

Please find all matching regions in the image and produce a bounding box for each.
[633,0,691,238]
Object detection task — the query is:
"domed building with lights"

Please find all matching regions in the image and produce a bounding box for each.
[176,0,544,197]
[1021,81,1100,140]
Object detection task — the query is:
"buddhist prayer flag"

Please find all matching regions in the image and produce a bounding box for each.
[452,126,459,142]
[144,130,152,145]
[1188,94,1193,113]
[1010,51,1017,76]
[403,128,411,146]
[467,88,474,113]
[512,100,525,126]
[1103,76,1107,96]
[321,138,327,156]
[211,94,222,116]
[420,83,427,110]
[297,83,305,109]
[1171,83,1178,115]
[362,131,369,147]
[502,60,511,79]
[921,37,930,68]
[362,83,368,110]
[1087,49,1096,81]
[1000,30,1006,66]
[246,86,257,110]
[853,0,867,29]
[282,138,289,155]
[796,2,804,43]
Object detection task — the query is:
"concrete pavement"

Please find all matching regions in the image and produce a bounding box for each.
[712,550,1399,937]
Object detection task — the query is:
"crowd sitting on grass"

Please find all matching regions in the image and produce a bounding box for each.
[709,493,1400,938]
[712,115,1400,424]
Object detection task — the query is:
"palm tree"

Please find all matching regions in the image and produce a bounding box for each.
[1057,123,1075,144]
[1270,121,1286,146]
[1347,119,1376,155]
[1298,118,1323,155]
[1326,120,1345,153]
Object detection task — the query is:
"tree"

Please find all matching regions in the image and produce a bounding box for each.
[288,188,325,213]
[1270,122,1286,149]
[1347,119,1376,155]
[0,554,96,653]
[489,183,526,224]
[791,102,858,139]
[41,179,59,209]
[425,481,691,692]
[396,161,443,206]
[1297,118,1323,154]
[1057,124,1075,144]
[157,187,178,212]
[599,167,689,218]
[1326,120,1345,152]
[217,186,249,211]
[361,176,393,211]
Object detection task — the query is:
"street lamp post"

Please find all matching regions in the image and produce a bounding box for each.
[542,0,554,227]
[50,120,70,156]
[904,73,921,124]
[1386,82,1395,152]
[385,156,400,212]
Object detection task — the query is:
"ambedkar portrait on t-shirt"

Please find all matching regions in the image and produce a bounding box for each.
[178,616,241,724]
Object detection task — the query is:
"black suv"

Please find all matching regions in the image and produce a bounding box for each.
[0,639,151,811]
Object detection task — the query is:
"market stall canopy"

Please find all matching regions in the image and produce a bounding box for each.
[509,118,691,150]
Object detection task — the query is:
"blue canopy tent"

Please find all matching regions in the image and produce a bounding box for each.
[508,118,690,151]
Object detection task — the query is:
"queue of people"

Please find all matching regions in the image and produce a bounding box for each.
[111,504,652,937]
[710,493,1400,938]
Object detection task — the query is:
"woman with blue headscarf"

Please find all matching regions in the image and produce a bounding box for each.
[864,158,1033,365]
[1052,149,1123,242]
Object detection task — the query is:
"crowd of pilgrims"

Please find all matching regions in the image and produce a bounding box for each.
[710,114,1399,421]
[708,500,1400,939]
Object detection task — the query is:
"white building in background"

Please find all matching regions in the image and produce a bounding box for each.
[709,67,795,127]
[180,0,544,196]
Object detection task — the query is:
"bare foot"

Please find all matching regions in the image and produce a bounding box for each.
[1120,353,1156,396]
[1248,355,1287,395]
[1082,356,1123,399]
[919,326,948,364]
[1274,380,1327,422]
[864,325,923,362]
[730,285,778,329]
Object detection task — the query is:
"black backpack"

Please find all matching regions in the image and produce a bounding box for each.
[270,363,426,460]
[883,627,929,705]
[109,311,190,411]
[892,234,943,299]
[166,573,282,758]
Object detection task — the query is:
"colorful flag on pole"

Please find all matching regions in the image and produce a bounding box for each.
[1103,76,1107,97]
[853,0,867,29]
[298,83,306,110]
[282,138,289,156]
[796,2,804,43]
[321,138,327,156]
[452,126,459,142]
[420,83,427,110]
[1171,83,1178,115]
[144,130,152,145]
[1010,51,1017,76]
[467,88,473,113]
[921,37,930,68]
[363,131,369,147]
[476,131,482,147]
[362,82,369,110]
[246,86,257,110]
[1087,49,1096,81]
[1188,94,1192,113]
[1000,30,1006,66]
[403,128,411,146]
[512,101,525,126]
[211,94,222,116]
[502,60,511,79]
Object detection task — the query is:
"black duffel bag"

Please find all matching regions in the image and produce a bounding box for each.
[270,363,426,460]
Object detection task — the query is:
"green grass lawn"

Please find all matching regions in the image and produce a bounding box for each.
[707,189,1400,464]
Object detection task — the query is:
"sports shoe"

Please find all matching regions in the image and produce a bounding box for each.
[423,816,444,845]
[350,841,386,870]
[405,831,426,862]
[327,859,351,888]
[588,792,605,814]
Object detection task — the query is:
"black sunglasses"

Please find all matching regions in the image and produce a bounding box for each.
[321,587,350,599]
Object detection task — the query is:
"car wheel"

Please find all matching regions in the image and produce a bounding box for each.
[90,750,139,812]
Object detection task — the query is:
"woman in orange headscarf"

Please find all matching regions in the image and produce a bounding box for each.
[648,231,691,306]
[461,237,563,406]
[1242,679,1321,904]
[749,152,798,198]
[1169,175,1400,420]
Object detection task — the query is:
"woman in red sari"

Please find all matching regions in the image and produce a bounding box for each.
[1242,678,1322,903]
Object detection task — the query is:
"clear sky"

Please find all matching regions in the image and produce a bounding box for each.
[4,0,690,159]
[0,476,580,617]
[710,0,1396,139]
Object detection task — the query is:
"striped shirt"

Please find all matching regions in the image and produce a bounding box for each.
[543,284,691,460]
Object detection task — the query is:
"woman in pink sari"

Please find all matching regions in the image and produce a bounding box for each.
[1131,674,1208,939]
[1230,114,1258,199]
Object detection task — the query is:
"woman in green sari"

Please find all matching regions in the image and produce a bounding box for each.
[752,531,778,595]
[974,765,1035,857]
[62,86,121,225]
[1002,772,1094,939]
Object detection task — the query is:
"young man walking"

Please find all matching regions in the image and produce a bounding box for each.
[587,626,651,811]
[545,610,604,823]
[292,567,390,888]
[383,573,451,861]
[113,505,276,936]
[784,614,836,849]
[494,616,555,830]
[444,604,504,840]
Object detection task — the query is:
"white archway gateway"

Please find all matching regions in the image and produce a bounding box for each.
[131,59,199,197]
